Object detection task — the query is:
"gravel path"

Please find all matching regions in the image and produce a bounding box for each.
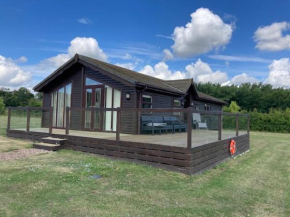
[0,149,50,162]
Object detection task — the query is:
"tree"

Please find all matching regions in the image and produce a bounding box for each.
[35,92,43,101]
[0,97,5,115]
[13,87,34,107]
[223,101,240,113]
[28,98,42,107]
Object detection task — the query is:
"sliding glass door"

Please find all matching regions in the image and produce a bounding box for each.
[104,86,121,131]
[51,83,72,128]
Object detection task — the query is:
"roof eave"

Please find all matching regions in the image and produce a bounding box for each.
[33,56,77,91]
[136,82,185,96]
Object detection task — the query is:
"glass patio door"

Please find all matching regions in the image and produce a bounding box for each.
[84,87,103,131]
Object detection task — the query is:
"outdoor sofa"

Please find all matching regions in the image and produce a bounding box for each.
[141,116,187,135]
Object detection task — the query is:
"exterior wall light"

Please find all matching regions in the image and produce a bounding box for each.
[126,92,131,100]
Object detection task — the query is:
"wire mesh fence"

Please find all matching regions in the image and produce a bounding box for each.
[10,109,27,130]
[7,107,249,149]
[222,114,237,139]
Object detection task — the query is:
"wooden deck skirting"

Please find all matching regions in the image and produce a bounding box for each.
[6,129,249,175]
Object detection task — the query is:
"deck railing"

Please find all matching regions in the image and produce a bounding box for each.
[7,107,250,149]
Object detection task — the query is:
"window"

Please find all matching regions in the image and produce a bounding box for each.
[142,95,152,108]
[173,99,181,107]
[173,99,181,115]
[204,104,211,111]
[51,83,72,128]
[86,77,102,86]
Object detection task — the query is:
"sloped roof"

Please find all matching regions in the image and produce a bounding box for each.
[163,79,193,93]
[34,54,226,104]
[197,91,226,104]
[79,55,184,94]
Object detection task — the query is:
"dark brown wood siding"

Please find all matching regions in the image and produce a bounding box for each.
[84,66,137,134]
[42,64,83,130]
[190,134,249,174]
[42,93,51,127]
[191,100,222,111]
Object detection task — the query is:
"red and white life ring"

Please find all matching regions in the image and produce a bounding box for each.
[229,140,236,155]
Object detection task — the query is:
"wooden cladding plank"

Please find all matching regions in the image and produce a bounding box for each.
[68,143,190,167]
[192,134,249,153]
[191,142,249,167]
[67,140,191,161]
[192,135,249,159]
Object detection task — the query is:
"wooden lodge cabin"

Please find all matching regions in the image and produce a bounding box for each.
[7,54,250,174]
[34,54,226,134]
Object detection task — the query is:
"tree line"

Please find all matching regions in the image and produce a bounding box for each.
[197,82,290,133]
[197,82,290,113]
[0,87,42,114]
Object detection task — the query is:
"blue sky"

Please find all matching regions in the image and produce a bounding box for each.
[1,0,290,89]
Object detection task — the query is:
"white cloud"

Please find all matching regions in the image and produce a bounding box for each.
[265,58,290,87]
[38,54,70,69]
[140,62,185,80]
[171,8,233,57]
[156,34,173,40]
[121,53,132,60]
[162,49,174,62]
[139,59,228,83]
[38,37,108,71]
[254,22,290,51]
[15,56,28,63]
[0,55,32,87]
[185,59,228,83]
[208,55,271,63]
[68,37,107,61]
[227,73,259,85]
[78,18,93,24]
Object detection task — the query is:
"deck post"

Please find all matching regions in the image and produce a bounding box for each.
[116,108,121,141]
[236,114,239,136]
[187,107,192,149]
[26,107,30,132]
[7,107,11,130]
[247,115,250,133]
[65,107,69,135]
[218,114,222,140]
[49,107,53,134]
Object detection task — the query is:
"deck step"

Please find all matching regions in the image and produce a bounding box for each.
[33,142,62,151]
[40,137,67,145]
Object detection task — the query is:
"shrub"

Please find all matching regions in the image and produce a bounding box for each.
[0,97,5,115]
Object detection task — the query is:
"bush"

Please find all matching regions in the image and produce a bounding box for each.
[0,97,5,115]
[249,109,290,133]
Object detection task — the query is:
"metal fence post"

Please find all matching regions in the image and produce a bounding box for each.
[49,107,53,134]
[116,108,121,141]
[187,107,192,149]
[7,107,11,130]
[218,113,222,140]
[236,114,239,136]
[26,107,30,132]
[65,107,69,135]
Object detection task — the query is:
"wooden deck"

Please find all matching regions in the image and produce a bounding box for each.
[7,128,250,174]
[12,128,247,148]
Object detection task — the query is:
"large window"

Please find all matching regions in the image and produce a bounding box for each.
[142,95,152,108]
[86,77,102,86]
[51,83,72,128]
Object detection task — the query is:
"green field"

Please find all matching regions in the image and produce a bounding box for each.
[0,124,289,216]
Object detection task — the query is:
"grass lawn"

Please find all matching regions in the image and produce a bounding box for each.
[0,115,7,136]
[0,119,289,216]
